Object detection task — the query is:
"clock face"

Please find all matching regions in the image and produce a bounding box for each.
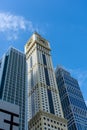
[36,35,49,47]
[39,38,47,46]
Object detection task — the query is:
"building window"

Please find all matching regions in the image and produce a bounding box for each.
[47,89,55,114]
[42,54,47,65]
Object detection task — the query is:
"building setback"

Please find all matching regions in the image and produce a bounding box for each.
[0,47,27,130]
[55,67,87,130]
[25,32,68,130]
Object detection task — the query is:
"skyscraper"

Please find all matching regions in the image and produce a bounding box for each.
[25,32,67,130]
[0,47,27,130]
[55,67,87,130]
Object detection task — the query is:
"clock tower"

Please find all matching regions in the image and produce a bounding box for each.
[25,32,68,130]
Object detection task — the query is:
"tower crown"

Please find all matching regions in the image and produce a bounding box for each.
[25,32,50,54]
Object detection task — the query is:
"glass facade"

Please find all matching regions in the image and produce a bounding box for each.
[42,54,55,114]
[0,55,8,98]
[55,67,87,130]
[47,89,55,114]
[0,47,27,130]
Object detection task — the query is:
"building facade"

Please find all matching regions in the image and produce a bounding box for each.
[0,100,19,130]
[55,67,87,130]
[0,47,27,130]
[25,33,67,130]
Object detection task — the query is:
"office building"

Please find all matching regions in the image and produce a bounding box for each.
[25,33,67,130]
[55,67,87,130]
[0,47,27,130]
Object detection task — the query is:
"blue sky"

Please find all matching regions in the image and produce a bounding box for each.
[0,0,87,105]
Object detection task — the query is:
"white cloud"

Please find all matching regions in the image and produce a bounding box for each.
[0,12,25,31]
[0,12,38,40]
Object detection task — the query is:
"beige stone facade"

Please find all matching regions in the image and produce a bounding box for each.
[25,32,68,130]
[29,110,67,130]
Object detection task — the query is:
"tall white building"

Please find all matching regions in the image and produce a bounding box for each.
[25,32,68,130]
